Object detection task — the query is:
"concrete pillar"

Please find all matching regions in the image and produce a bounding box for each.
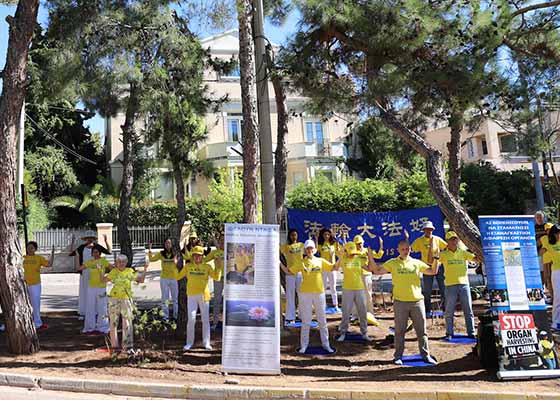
[96,223,114,250]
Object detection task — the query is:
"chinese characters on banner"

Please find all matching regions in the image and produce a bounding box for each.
[287,206,445,261]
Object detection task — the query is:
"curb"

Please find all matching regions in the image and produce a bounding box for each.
[0,372,558,399]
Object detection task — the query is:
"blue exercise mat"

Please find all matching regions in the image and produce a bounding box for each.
[401,354,437,367]
[443,335,476,344]
[285,320,319,328]
[429,311,444,318]
[297,346,337,355]
[337,333,368,342]
[325,307,341,315]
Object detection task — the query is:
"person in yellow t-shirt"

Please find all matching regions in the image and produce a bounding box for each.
[177,246,221,351]
[280,229,304,323]
[539,223,555,302]
[543,225,560,330]
[440,231,480,339]
[317,228,340,311]
[204,232,225,330]
[333,241,372,342]
[148,238,178,320]
[352,235,383,321]
[409,221,447,317]
[282,239,335,354]
[538,330,557,369]
[368,239,440,365]
[77,247,111,334]
[102,254,148,352]
[23,241,54,330]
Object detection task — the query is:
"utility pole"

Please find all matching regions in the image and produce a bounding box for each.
[253,0,277,225]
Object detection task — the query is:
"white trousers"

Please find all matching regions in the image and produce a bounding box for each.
[186,294,210,347]
[322,271,338,307]
[212,279,224,325]
[27,283,42,327]
[160,278,178,319]
[552,269,560,328]
[78,269,90,316]
[340,289,368,336]
[352,275,374,316]
[285,273,302,320]
[83,287,109,333]
[299,292,329,349]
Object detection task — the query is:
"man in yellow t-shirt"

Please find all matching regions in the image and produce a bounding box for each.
[282,239,335,354]
[440,231,478,339]
[77,247,111,334]
[368,239,440,365]
[177,246,221,351]
[543,224,560,329]
[280,229,304,323]
[204,233,225,330]
[410,221,447,317]
[23,241,53,330]
[352,235,383,321]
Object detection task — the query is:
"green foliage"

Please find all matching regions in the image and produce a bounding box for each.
[461,162,534,223]
[25,146,79,202]
[17,194,51,237]
[287,174,435,212]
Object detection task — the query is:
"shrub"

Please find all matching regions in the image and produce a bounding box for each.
[17,193,51,237]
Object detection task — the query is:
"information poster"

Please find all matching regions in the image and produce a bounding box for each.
[221,223,281,375]
[479,216,559,380]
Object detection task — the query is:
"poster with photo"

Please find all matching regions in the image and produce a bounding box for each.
[222,223,280,375]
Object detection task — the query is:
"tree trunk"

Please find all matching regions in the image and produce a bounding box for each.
[118,82,140,265]
[237,0,259,224]
[447,111,463,201]
[375,102,483,259]
[0,0,40,354]
[172,163,187,335]
[271,74,289,224]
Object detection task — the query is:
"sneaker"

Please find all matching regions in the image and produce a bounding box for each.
[445,334,452,341]
[298,347,307,354]
[393,358,403,365]
[362,334,374,342]
[322,345,335,353]
[37,324,48,332]
[204,344,213,351]
[337,334,346,342]
[183,344,192,351]
[423,355,438,365]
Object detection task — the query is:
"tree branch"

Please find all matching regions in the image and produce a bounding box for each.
[511,0,560,17]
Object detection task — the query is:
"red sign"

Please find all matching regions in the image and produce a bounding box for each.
[499,314,535,330]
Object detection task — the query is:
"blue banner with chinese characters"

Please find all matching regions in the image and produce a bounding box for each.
[286,206,445,261]
[479,216,545,311]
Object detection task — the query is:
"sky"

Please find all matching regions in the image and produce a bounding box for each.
[0,2,300,139]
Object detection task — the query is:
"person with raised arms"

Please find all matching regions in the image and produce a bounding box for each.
[281,239,336,354]
[23,241,54,331]
[367,239,440,365]
[280,229,304,324]
[148,238,179,320]
[204,232,225,330]
[317,228,340,312]
[352,235,383,325]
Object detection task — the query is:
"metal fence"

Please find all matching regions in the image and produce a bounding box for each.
[111,225,172,250]
[32,227,90,251]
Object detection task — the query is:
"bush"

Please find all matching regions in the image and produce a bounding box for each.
[17,193,51,238]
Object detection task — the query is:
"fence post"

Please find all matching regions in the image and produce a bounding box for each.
[97,223,114,249]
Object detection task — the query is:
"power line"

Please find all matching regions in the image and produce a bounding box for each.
[25,113,98,165]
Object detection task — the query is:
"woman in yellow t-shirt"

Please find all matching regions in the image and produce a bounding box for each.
[148,238,178,320]
[23,241,54,331]
[544,225,560,330]
[204,233,225,330]
[317,228,340,311]
[280,229,304,323]
[177,246,221,351]
[282,239,335,354]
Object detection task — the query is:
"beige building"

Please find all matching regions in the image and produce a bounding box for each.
[104,30,350,200]
[423,113,560,175]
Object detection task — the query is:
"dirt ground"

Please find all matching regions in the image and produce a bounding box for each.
[1,301,559,395]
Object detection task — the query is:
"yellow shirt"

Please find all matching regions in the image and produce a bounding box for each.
[280,242,304,271]
[356,247,384,276]
[340,255,366,290]
[83,257,110,288]
[289,256,333,293]
[440,249,475,286]
[107,268,137,299]
[318,242,338,264]
[177,262,221,301]
[383,256,429,302]
[411,235,447,263]
[234,253,251,273]
[540,339,555,359]
[149,251,177,280]
[23,255,49,286]
[204,249,224,279]
[543,241,560,271]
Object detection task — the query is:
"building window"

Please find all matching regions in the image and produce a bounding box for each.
[293,171,304,186]
[498,133,516,153]
[154,172,174,201]
[228,116,242,142]
[315,169,335,182]
[481,139,488,155]
[467,139,475,159]
[305,121,324,144]
[223,64,240,79]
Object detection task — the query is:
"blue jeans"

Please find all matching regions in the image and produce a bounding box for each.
[444,284,475,336]
[422,267,445,314]
[543,358,557,369]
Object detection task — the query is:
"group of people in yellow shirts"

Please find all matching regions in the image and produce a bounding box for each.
[280,221,479,365]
